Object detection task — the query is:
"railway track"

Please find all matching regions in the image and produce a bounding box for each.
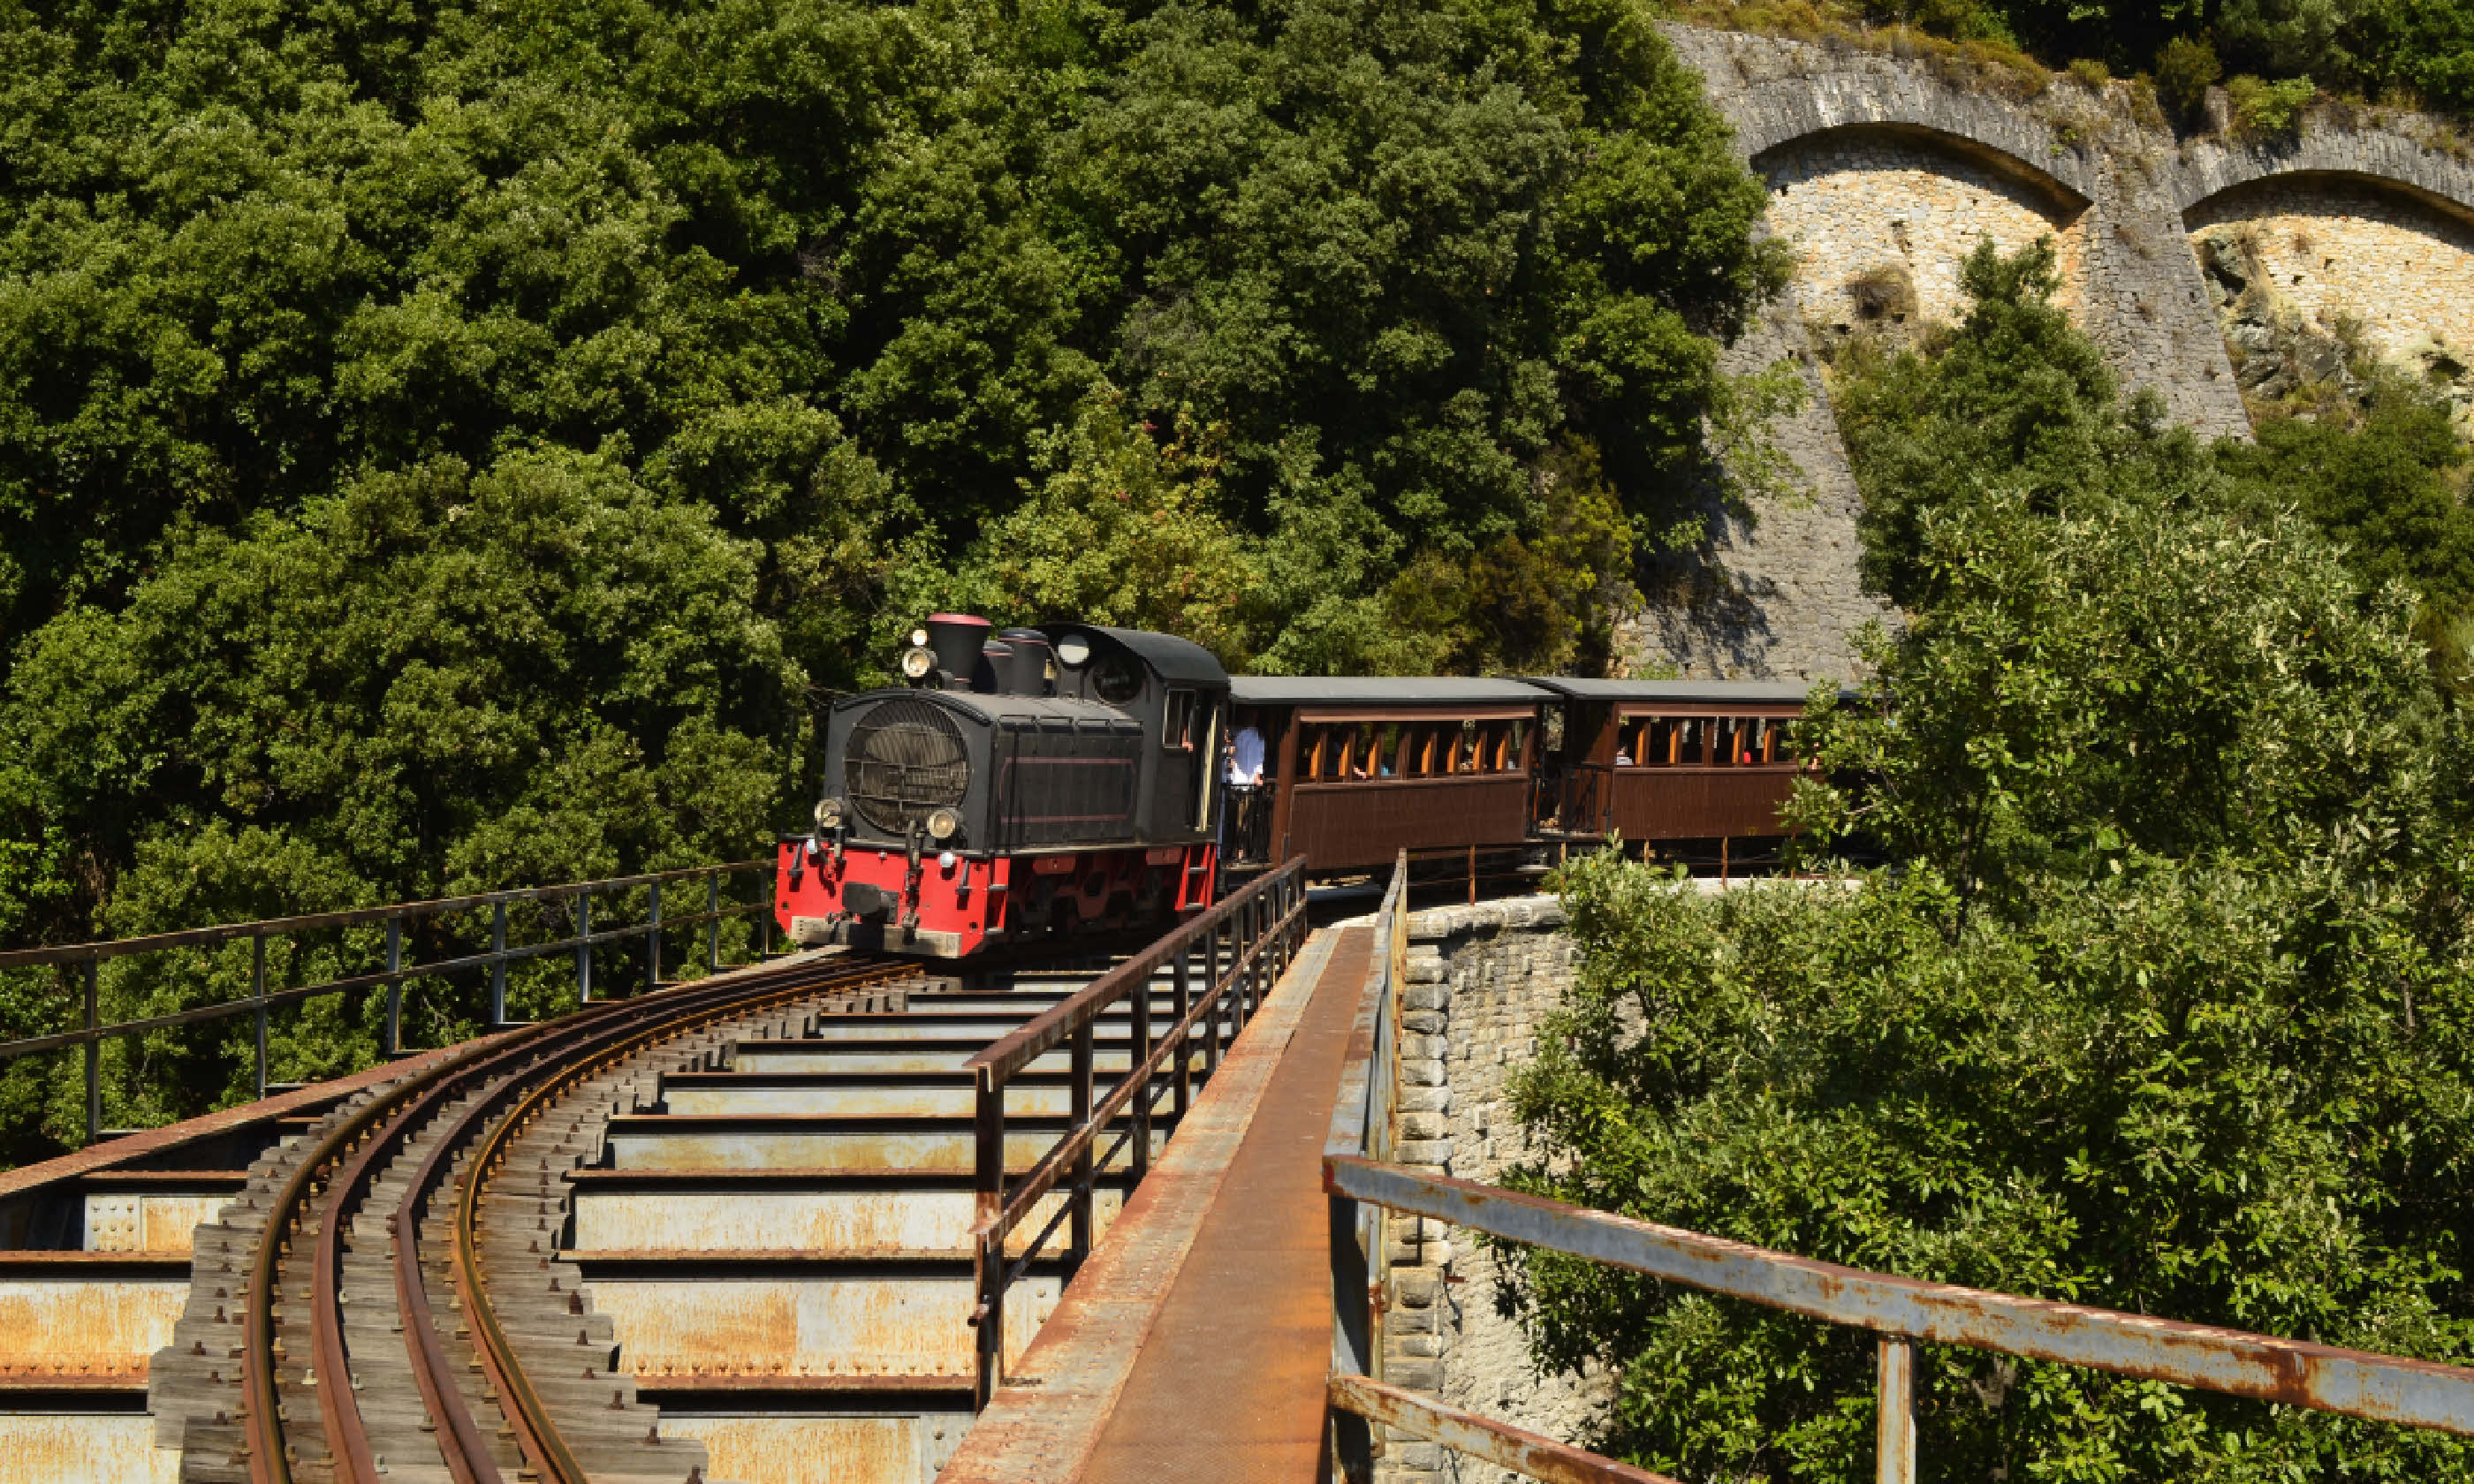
[6,908,1269,1483]
[145,951,917,1484]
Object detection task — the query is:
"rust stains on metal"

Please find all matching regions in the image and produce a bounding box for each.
[0,1412,183,1484]
[0,1277,187,1374]
[662,1414,923,1484]
[1329,1374,1678,1484]
[1329,1155,2474,1439]
[937,926,1354,1484]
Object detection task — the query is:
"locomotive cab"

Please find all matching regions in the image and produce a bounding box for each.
[775,620,1229,956]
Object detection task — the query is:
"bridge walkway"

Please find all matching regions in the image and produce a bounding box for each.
[945,922,1374,1484]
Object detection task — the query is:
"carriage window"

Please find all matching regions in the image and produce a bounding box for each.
[1164,690,1195,751]
[1377,722,1404,777]
[1410,725,1438,777]
[1677,718,1703,765]
[1507,719,1529,770]
[1713,718,1738,766]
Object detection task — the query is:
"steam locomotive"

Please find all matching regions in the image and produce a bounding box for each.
[772,615,1829,958]
[772,616,1230,957]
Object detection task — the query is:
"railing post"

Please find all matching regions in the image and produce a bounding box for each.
[973,1076,1006,1409]
[1068,1018,1095,1269]
[489,901,508,1028]
[1329,1183,1375,1480]
[1204,919,1224,1077]
[252,932,268,1101]
[648,879,663,991]
[1131,965,1152,1185]
[383,915,402,1057]
[757,867,771,962]
[1172,942,1193,1118]
[1878,1336,1916,1484]
[82,959,99,1147]
[576,890,592,1003]
[706,873,721,975]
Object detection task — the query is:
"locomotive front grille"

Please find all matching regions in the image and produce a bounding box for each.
[846,698,970,836]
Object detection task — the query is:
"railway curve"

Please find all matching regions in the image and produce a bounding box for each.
[145,952,916,1484]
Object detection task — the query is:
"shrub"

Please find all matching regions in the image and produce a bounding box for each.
[2155,34,2224,125]
[2067,56,2110,90]
[2227,72,2318,139]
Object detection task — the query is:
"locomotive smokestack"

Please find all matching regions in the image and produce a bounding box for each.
[994,628,1052,696]
[976,641,1012,694]
[922,614,991,688]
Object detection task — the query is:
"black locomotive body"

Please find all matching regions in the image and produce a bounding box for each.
[774,617,1229,956]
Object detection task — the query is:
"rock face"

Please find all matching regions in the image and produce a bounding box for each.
[1631,22,2474,683]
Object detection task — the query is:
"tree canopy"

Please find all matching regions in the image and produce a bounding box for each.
[1510,243,2474,1481]
[0,0,1789,1160]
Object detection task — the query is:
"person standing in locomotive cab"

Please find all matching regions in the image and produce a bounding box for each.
[1225,719,1266,861]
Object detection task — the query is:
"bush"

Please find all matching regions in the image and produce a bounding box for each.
[2227,72,2318,138]
[2155,34,2224,125]
[1510,242,2474,1482]
[2067,56,2111,89]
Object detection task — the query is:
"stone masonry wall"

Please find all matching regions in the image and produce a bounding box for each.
[1374,897,1603,1484]
[1628,22,2474,686]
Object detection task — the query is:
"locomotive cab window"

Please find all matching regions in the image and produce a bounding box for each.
[1164,690,1196,751]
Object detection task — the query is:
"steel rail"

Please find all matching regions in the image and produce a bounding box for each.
[438,955,911,1484]
[241,1029,527,1483]
[234,952,890,1484]
[257,976,733,1484]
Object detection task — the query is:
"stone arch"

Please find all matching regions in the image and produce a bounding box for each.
[2181,166,2474,401]
[1751,121,2091,337]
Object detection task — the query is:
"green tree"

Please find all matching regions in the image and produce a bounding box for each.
[1511,242,2474,1481]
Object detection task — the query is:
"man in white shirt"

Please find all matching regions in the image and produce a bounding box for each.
[1228,723,1265,786]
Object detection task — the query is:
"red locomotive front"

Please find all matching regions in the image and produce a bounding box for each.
[773,617,1229,957]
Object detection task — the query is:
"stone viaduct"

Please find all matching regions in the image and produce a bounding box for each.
[1639,22,2474,685]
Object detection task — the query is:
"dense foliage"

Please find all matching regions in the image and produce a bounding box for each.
[1509,243,2474,1480]
[0,0,1787,1159]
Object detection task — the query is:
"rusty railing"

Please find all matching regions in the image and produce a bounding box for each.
[1324,1155,2474,1484]
[1324,852,1408,1479]
[0,858,778,1146]
[962,856,1310,1408]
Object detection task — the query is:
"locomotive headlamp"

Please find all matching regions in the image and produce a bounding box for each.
[1053,633,1091,667]
[814,797,844,830]
[899,645,936,679]
[925,806,961,842]
[910,627,930,647]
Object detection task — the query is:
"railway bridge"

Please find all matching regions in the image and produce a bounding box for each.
[10,856,2474,1484]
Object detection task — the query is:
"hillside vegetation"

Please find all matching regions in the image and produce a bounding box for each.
[0,0,1792,1157]
[1510,242,2474,1482]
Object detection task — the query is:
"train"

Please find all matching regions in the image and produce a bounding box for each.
[772,615,1828,956]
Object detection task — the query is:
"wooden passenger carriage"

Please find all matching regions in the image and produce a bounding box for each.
[1225,678,1544,874]
[1223,675,1828,882]
[1525,678,1815,849]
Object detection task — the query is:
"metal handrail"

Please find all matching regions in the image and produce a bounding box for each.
[1325,1155,2474,1483]
[1324,852,1408,1480]
[965,857,1310,1409]
[0,857,778,1145]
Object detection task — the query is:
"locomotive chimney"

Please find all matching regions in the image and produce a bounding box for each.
[922,613,991,688]
[975,640,1012,694]
[994,628,1052,696]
